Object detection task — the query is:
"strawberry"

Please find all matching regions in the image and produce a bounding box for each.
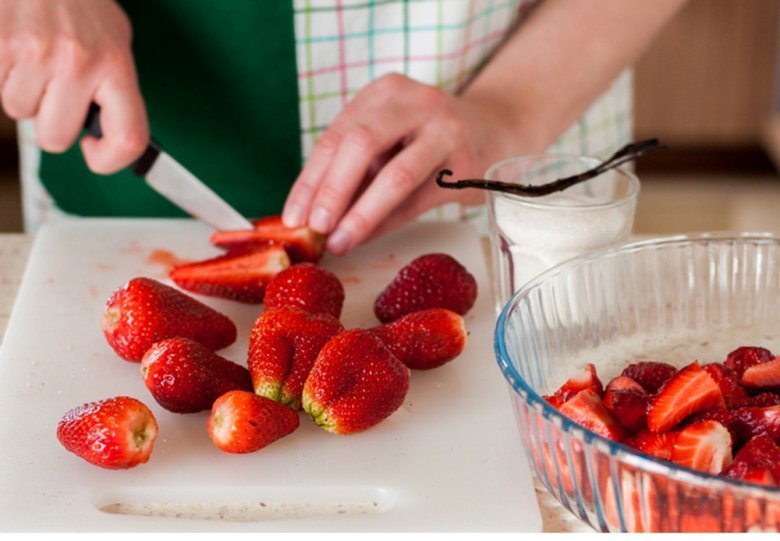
[248,306,343,410]
[373,253,477,323]
[738,392,780,408]
[141,338,253,413]
[210,215,325,263]
[302,329,410,434]
[102,277,237,362]
[558,389,625,441]
[57,396,158,469]
[671,420,733,474]
[647,362,725,433]
[544,394,564,409]
[170,244,290,303]
[371,308,467,370]
[207,390,300,453]
[552,363,604,403]
[605,375,645,394]
[742,356,780,389]
[627,429,678,461]
[263,263,345,318]
[731,405,780,444]
[724,346,774,379]
[724,435,780,485]
[702,363,749,409]
[621,361,678,394]
[603,388,649,433]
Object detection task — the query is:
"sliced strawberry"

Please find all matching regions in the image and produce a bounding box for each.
[603,388,648,433]
[647,362,725,433]
[622,361,678,394]
[558,389,624,441]
[57,396,158,469]
[724,435,780,485]
[627,429,678,461]
[210,215,325,263]
[685,408,738,444]
[671,420,733,474]
[742,356,780,389]
[543,394,564,409]
[724,346,773,379]
[702,363,749,408]
[731,405,780,444]
[738,392,780,408]
[170,245,290,303]
[553,363,604,403]
[605,375,645,394]
[207,390,300,453]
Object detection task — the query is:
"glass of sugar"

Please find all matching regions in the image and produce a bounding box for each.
[486,154,640,314]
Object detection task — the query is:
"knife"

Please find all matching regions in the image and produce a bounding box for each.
[84,103,254,231]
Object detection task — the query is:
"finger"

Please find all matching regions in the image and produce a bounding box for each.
[35,76,94,153]
[1,62,50,120]
[325,133,452,254]
[80,69,148,175]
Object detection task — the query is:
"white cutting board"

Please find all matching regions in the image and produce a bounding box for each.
[0,218,541,532]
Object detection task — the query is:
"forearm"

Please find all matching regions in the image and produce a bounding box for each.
[464,0,688,154]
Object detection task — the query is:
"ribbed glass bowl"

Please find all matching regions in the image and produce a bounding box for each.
[495,233,780,532]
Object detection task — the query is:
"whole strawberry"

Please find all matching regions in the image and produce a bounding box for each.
[263,263,345,318]
[57,396,158,469]
[372,308,467,370]
[102,277,237,362]
[207,390,300,453]
[373,253,477,323]
[302,329,410,434]
[248,306,343,410]
[141,337,253,413]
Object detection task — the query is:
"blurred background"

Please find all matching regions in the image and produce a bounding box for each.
[0,0,779,235]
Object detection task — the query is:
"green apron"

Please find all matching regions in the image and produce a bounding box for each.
[39,1,301,219]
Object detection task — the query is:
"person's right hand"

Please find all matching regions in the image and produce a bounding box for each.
[0,0,148,174]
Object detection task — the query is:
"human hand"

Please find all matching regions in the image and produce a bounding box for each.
[0,0,148,174]
[282,73,518,255]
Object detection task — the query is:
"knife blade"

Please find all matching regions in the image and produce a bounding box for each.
[84,103,254,231]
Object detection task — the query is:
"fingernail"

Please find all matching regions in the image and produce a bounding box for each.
[283,203,304,228]
[310,207,334,233]
[327,229,351,254]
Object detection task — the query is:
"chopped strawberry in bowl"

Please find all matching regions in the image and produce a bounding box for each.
[495,234,780,532]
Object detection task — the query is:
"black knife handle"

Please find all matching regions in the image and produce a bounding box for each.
[84,102,161,176]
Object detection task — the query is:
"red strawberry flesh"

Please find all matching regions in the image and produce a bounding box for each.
[647,361,725,433]
[671,420,733,474]
[742,356,780,389]
[702,363,749,409]
[57,396,158,469]
[605,375,645,394]
[210,215,325,263]
[373,253,477,323]
[170,245,290,303]
[724,346,774,379]
[558,389,625,441]
[731,405,780,444]
[554,363,604,403]
[102,277,237,362]
[724,435,780,484]
[372,308,467,370]
[621,361,678,394]
[603,388,649,433]
[627,429,678,461]
[263,262,345,318]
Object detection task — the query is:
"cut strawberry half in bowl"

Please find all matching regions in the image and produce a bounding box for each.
[495,233,780,533]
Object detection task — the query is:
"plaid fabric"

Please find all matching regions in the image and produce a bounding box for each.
[19,0,631,231]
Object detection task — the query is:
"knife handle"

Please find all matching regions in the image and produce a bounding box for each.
[84,102,161,176]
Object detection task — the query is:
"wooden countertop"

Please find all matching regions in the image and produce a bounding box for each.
[0,232,589,533]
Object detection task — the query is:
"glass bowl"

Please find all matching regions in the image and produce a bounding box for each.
[495,233,780,532]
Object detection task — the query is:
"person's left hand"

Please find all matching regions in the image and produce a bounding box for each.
[281,73,518,255]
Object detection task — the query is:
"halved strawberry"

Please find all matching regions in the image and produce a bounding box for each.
[553,363,604,403]
[622,361,678,394]
[724,346,774,379]
[647,362,725,433]
[671,420,733,474]
[170,245,290,303]
[685,408,737,443]
[558,389,624,441]
[603,388,649,433]
[702,363,749,409]
[210,215,325,263]
[742,356,780,389]
[724,435,780,485]
[57,396,158,469]
[605,375,645,394]
[207,390,300,453]
[626,429,678,461]
[731,405,780,444]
